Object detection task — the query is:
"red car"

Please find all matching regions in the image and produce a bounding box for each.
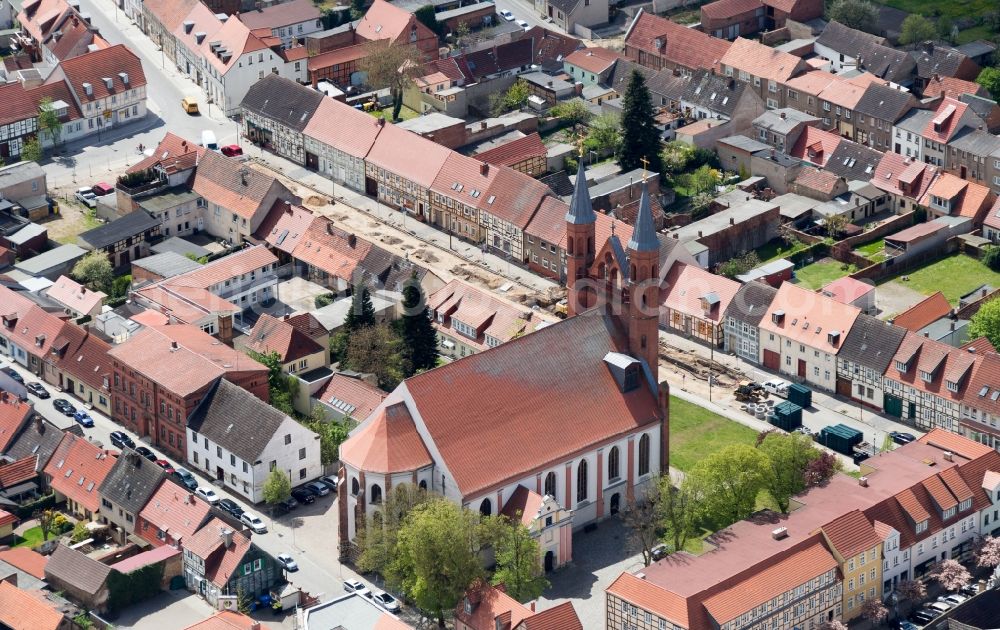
[92,182,114,196]
[155,460,176,475]
[220,144,243,157]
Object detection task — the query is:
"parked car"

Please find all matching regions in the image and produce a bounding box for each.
[276,553,299,572]
[73,410,94,428]
[291,488,316,504]
[2,368,23,384]
[201,130,218,151]
[218,498,244,519]
[515,19,528,29]
[25,382,49,398]
[960,583,979,596]
[110,431,135,450]
[942,593,968,606]
[136,446,157,462]
[926,601,952,613]
[75,187,98,208]
[173,468,198,491]
[181,96,199,114]
[371,591,400,613]
[763,379,790,398]
[155,459,176,475]
[241,512,267,534]
[196,487,220,505]
[890,431,917,445]
[317,475,340,492]
[343,579,369,597]
[897,622,920,630]
[304,481,330,497]
[220,144,243,157]
[499,9,514,20]
[92,182,114,196]
[278,496,298,512]
[52,399,76,416]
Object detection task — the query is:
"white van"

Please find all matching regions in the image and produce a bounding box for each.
[201,130,218,151]
[763,379,790,398]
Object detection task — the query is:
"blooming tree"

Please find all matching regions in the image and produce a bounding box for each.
[817,621,848,630]
[896,579,927,603]
[860,598,889,625]
[932,559,972,592]
[976,536,1000,568]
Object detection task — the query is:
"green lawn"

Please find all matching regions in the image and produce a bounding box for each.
[882,0,997,26]
[13,526,45,549]
[372,105,419,122]
[756,238,809,264]
[854,238,886,264]
[878,254,1000,305]
[793,260,857,290]
[669,396,759,472]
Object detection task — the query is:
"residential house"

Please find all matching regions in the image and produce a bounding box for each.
[893,292,952,333]
[623,11,732,76]
[0,397,34,457]
[426,279,541,358]
[237,0,323,47]
[871,152,939,213]
[818,510,884,621]
[753,108,820,153]
[535,0,608,33]
[480,165,553,261]
[428,152,499,246]
[284,312,330,361]
[136,481,212,548]
[140,0,200,66]
[909,41,980,94]
[723,280,778,364]
[43,44,148,139]
[43,545,112,613]
[241,313,326,375]
[455,581,582,630]
[172,1,225,84]
[719,37,809,110]
[43,432,117,520]
[182,518,280,607]
[474,133,547,178]
[364,120,452,221]
[920,172,994,225]
[353,0,439,59]
[77,209,162,268]
[0,580,67,630]
[835,313,907,410]
[659,262,740,347]
[959,352,1000,449]
[945,129,1000,194]
[138,190,204,239]
[313,372,385,422]
[240,75,322,165]
[814,21,888,73]
[788,126,842,169]
[290,216,371,292]
[0,80,82,163]
[923,74,989,100]
[303,96,385,193]
[97,449,167,544]
[42,276,104,320]
[700,0,765,40]
[985,198,1000,243]
[815,74,873,139]
[825,139,884,183]
[187,379,321,502]
[108,324,269,460]
[853,83,918,152]
[192,151,297,244]
[681,68,766,136]
[0,162,49,222]
[893,108,937,162]
[882,332,979,432]
[759,282,861,390]
[908,97,983,167]
[563,47,622,86]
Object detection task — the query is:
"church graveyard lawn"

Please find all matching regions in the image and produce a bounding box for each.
[669,396,759,473]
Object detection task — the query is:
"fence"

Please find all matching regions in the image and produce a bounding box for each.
[839,211,916,249]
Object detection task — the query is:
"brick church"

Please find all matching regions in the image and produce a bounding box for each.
[337,161,671,570]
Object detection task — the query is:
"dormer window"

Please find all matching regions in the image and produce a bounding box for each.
[920,370,933,382]
[942,507,956,520]
[916,519,928,534]
[946,380,959,393]
[895,360,909,373]
[959,498,972,512]
[623,365,639,392]
[929,195,951,211]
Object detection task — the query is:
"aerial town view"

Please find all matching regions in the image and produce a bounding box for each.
[1,0,1000,627]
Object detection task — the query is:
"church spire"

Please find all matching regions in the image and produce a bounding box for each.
[565,140,596,225]
[628,171,659,253]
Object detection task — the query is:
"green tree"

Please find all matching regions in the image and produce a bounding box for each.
[245,349,295,415]
[969,298,1000,350]
[344,324,406,389]
[689,444,769,526]
[826,0,880,34]
[111,274,131,300]
[262,468,292,510]
[550,99,593,126]
[490,79,531,116]
[37,97,63,149]
[359,39,423,121]
[36,509,57,541]
[898,14,937,46]
[314,292,336,308]
[586,113,622,155]
[399,273,438,374]
[236,586,252,615]
[72,251,113,293]
[977,66,1000,101]
[757,432,820,513]
[662,141,694,175]
[983,246,1000,272]
[72,613,93,629]
[490,518,549,602]
[825,213,848,240]
[71,520,90,543]
[718,251,761,279]
[304,414,351,466]
[414,5,445,39]
[20,137,42,163]
[619,70,662,174]
[623,481,663,566]
[661,476,699,554]
[345,284,377,332]
[357,483,430,578]
[390,498,485,627]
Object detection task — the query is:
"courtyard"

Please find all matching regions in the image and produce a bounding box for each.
[878,253,1000,305]
[792,258,856,290]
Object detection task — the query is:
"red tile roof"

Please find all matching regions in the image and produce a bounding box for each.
[291,216,372,282]
[0,508,16,529]
[483,166,551,230]
[184,612,272,630]
[46,276,105,314]
[184,517,253,587]
[607,572,690,628]
[0,398,32,452]
[427,279,539,351]
[720,37,805,82]
[793,167,842,196]
[788,127,841,167]
[759,283,861,354]
[701,0,764,19]
[340,402,433,474]
[128,132,204,175]
[307,43,369,72]
[518,601,583,630]
[43,433,117,513]
[365,121,452,189]
[872,152,938,200]
[892,291,951,331]
[138,482,212,547]
[199,17,267,75]
[0,456,40,490]
[0,80,81,126]
[238,0,321,30]
[784,70,838,97]
[163,245,277,291]
[0,581,64,630]
[919,427,996,460]
[920,173,993,222]
[455,581,534,629]
[144,0,200,33]
[244,314,324,363]
[625,12,732,72]
[500,485,544,527]
[254,201,313,256]
[564,47,623,74]
[52,44,146,103]
[192,151,283,221]
[355,0,434,45]
[922,97,969,143]
[431,153,499,211]
[985,197,1000,231]
[109,544,181,573]
[476,133,547,169]
[315,373,386,420]
[884,332,978,404]
[820,509,882,558]
[0,547,48,579]
[303,96,384,159]
[660,262,740,324]
[923,75,988,100]
[820,277,874,305]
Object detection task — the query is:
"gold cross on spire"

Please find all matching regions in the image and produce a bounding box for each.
[640,156,649,182]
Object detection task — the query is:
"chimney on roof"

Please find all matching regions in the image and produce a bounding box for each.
[348,234,357,248]
[729,217,734,225]
[924,331,930,338]
[170,341,179,350]
[779,111,786,120]
[480,163,489,176]
[480,121,487,130]
[575,82,583,96]
[220,527,234,547]
[189,493,196,504]
[771,527,788,540]
[377,117,385,127]
[859,476,869,487]
[922,41,934,54]
[183,20,194,34]
[968,347,976,353]
[34,414,43,433]
[943,451,953,462]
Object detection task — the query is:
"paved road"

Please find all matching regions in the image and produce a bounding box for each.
[494,0,561,32]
